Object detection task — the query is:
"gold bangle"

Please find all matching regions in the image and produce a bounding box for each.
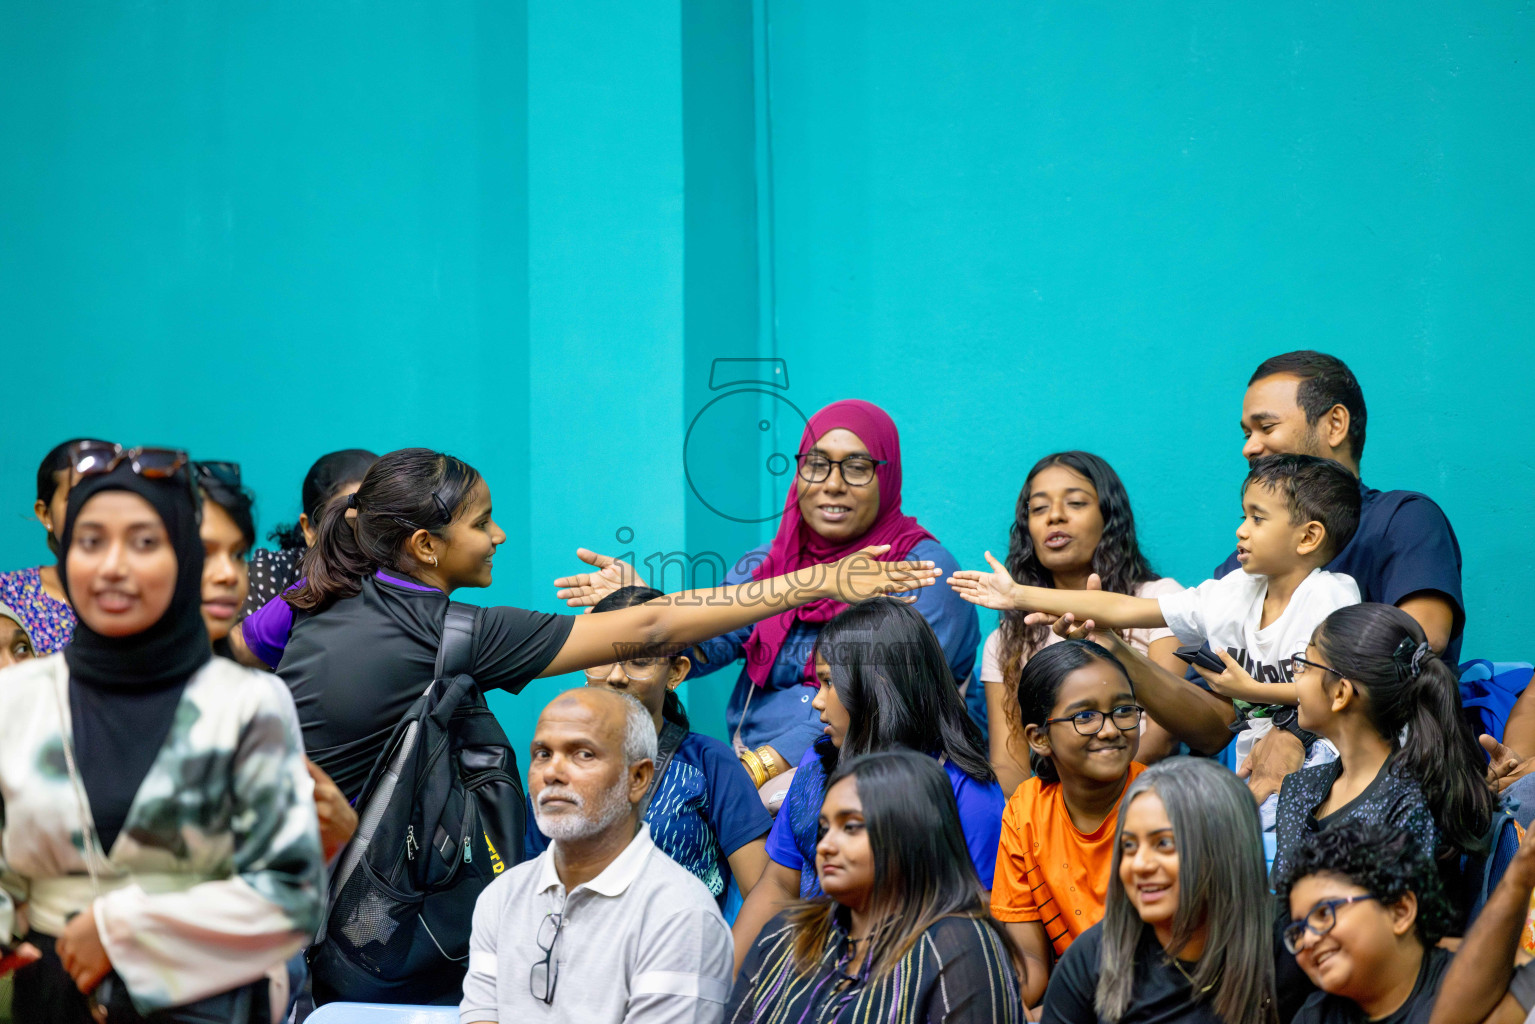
[740,746,785,788]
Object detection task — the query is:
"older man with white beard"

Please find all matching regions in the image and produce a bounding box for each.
[460,688,732,1024]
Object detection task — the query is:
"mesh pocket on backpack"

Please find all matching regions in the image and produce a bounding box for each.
[329,864,423,977]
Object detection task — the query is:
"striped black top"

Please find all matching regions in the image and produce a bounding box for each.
[727,909,1025,1024]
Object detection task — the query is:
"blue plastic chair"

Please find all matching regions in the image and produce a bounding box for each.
[306,1004,458,1023]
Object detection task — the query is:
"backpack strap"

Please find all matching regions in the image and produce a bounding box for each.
[437,602,481,680]
[640,721,689,819]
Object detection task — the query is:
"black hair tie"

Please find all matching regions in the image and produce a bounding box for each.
[346,493,359,510]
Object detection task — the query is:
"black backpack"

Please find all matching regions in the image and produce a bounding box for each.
[308,602,526,1005]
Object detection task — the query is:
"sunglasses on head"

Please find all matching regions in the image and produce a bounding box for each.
[68,441,190,483]
[67,441,200,521]
[193,460,242,490]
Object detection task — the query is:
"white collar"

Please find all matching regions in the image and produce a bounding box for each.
[534,824,655,899]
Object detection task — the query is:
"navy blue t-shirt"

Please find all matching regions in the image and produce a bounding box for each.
[1214,481,1464,662]
[525,730,771,908]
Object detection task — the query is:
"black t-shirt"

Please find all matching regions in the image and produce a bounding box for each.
[1290,946,1451,1024]
[278,573,574,800]
[1041,923,1225,1024]
[1213,482,1465,663]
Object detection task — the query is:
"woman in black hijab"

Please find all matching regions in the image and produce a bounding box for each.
[0,446,324,1023]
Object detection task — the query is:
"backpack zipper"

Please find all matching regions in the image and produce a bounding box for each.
[406,825,419,861]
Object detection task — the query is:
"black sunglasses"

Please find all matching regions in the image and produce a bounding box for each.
[193,460,242,490]
[1043,704,1144,737]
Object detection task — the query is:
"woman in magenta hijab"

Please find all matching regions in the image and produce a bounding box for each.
[559,399,979,798]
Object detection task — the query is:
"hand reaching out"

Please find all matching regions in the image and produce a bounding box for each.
[947,552,1021,611]
[824,546,940,605]
[553,548,650,608]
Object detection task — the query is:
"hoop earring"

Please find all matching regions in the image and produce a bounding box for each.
[430,555,439,567]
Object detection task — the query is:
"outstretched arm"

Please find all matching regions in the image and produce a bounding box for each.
[1428,826,1535,1024]
[949,552,1166,630]
[540,545,939,678]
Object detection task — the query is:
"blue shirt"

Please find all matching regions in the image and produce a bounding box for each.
[526,730,771,909]
[1214,481,1465,662]
[764,745,1005,897]
[688,539,981,766]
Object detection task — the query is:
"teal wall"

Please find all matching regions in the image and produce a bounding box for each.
[2,2,1530,759]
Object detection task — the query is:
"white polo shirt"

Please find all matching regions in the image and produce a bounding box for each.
[459,824,733,1024]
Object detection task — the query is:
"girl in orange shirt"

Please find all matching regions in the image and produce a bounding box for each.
[989,639,1145,1010]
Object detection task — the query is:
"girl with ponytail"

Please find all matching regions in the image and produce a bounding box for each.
[1271,602,1494,913]
[229,448,941,802]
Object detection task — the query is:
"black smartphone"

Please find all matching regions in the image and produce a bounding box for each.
[1174,643,1227,674]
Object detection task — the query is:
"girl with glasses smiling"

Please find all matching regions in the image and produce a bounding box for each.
[1276,820,1455,1024]
[989,639,1147,1010]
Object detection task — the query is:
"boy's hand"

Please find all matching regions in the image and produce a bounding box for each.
[1194,649,1268,703]
[948,552,1023,611]
[1482,735,1535,793]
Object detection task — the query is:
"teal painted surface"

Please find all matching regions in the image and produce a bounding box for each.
[2,2,1530,766]
[759,0,1535,665]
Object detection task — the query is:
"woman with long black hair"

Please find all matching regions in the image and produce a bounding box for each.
[1273,602,1496,917]
[0,444,324,1022]
[727,750,1024,1024]
[729,597,1003,971]
[231,447,938,801]
[983,451,1183,791]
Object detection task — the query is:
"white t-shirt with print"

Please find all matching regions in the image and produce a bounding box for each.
[1157,567,1360,686]
[1158,566,1361,810]
[980,576,1185,684]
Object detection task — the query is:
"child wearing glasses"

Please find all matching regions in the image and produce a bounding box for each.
[952,454,1364,828]
[989,640,1146,1010]
[1278,820,1456,1024]
[1272,603,1494,921]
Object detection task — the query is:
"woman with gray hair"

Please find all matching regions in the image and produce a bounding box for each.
[1039,757,1276,1024]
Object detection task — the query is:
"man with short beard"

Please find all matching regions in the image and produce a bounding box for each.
[460,688,732,1024]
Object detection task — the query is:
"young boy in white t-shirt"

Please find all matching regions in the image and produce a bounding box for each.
[951,454,1363,826]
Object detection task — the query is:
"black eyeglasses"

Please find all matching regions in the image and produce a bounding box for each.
[1291,653,1340,679]
[795,453,886,487]
[1283,895,1377,953]
[529,911,564,1005]
[193,460,242,490]
[1043,704,1144,736]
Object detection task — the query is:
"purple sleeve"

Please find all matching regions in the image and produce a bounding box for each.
[241,591,295,669]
